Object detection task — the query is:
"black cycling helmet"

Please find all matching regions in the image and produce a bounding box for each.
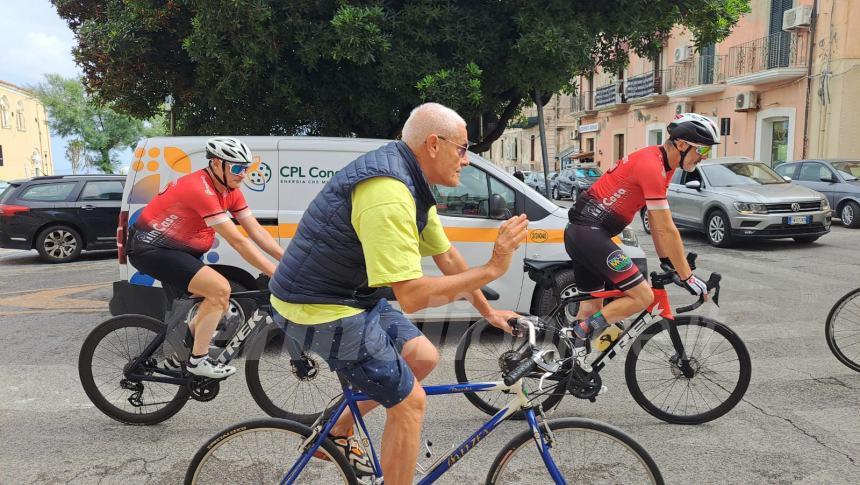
[667,113,721,146]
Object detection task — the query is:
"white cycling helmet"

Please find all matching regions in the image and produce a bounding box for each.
[205,137,253,165]
[667,113,720,146]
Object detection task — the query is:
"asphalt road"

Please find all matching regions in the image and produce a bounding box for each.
[1,212,859,484]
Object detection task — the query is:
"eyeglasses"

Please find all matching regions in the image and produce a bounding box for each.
[695,146,711,158]
[438,136,471,158]
[227,162,249,175]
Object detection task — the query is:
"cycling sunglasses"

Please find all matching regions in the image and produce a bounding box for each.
[695,145,712,157]
[226,162,250,175]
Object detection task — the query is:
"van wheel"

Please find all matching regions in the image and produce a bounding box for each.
[533,268,579,325]
[36,225,83,263]
[705,210,734,248]
[640,209,651,234]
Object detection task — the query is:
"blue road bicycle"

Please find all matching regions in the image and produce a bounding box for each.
[184,319,664,484]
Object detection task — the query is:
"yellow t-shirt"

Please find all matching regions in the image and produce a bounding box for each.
[271,176,451,324]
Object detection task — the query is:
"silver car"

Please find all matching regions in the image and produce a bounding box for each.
[774,159,860,228]
[640,157,832,247]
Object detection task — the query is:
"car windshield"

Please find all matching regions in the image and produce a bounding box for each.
[575,168,602,178]
[832,161,860,180]
[702,162,786,186]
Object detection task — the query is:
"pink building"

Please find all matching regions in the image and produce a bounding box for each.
[488,0,860,173]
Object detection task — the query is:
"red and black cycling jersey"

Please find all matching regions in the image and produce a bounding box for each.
[569,146,675,236]
[132,169,252,253]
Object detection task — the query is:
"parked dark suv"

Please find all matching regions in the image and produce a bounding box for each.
[553,166,602,200]
[0,175,125,262]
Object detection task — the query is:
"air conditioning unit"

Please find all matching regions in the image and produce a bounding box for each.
[734,91,760,112]
[570,130,578,140]
[674,46,693,63]
[783,6,813,31]
[673,102,692,115]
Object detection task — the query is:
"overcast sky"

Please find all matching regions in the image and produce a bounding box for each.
[0,0,132,174]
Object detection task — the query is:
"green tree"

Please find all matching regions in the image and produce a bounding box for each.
[31,74,165,173]
[64,138,89,174]
[53,0,749,151]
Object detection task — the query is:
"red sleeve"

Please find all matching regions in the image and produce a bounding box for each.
[228,189,253,219]
[640,158,669,201]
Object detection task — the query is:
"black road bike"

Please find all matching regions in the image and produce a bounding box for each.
[826,287,860,372]
[455,253,752,425]
[78,281,343,425]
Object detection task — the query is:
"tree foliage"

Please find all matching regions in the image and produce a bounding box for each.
[53,0,749,151]
[31,74,165,173]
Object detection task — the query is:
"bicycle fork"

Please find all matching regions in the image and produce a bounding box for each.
[525,407,566,485]
[664,320,695,378]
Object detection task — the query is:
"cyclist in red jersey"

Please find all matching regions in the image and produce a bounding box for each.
[564,113,720,371]
[127,137,284,378]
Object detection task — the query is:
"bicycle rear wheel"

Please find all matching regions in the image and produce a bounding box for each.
[825,288,860,372]
[486,417,664,484]
[78,315,189,425]
[185,418,357,485]
[454,318,567,419]
[245,323,343,425]
[625,316,751,424]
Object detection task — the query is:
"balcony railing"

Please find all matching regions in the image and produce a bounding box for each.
[594,83,623,108]
[727,31,808,79]
[625,70,663,100]
[570,91,595,114]
[663,55,726,93]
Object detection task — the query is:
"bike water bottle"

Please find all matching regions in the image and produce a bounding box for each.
[595,323,623,352]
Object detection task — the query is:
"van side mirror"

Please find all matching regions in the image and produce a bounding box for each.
[489,193,508,219]
[820,175,837,183]
[783,176,792,182]
[685,180,702,190]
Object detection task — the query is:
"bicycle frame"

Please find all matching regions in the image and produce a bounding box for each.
[280,379,565,485]
[123,290,275,386]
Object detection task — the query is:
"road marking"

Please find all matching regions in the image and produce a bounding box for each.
[0,283,110,311]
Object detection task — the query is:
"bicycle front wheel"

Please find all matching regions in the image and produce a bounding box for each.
[826,288,860,372]
[185,418,357,485]
[245,323,343,425]
[487,417,664,484]
[625,316,751,424]
[78,315,189,425]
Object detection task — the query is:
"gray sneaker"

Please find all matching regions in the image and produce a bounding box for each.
[160,356,182,372]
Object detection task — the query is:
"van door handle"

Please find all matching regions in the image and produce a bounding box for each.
[81,204,97,210]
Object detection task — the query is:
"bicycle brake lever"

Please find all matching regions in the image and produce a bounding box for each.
[538,371,554,392]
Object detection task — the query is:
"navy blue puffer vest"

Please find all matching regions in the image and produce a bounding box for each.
[270,140,437,309]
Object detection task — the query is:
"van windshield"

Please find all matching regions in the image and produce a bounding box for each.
[701,162,786,186]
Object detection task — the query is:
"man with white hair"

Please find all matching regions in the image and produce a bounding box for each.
[269,102,529,483]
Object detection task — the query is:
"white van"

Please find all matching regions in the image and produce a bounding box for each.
[110,136,646,321]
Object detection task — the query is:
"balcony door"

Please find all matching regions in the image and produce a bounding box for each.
[769,0,793,68]
[700,44,716,84]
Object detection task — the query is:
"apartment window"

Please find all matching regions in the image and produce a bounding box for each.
[530,135,536,161]
[614,134,626,161]
[16,100,25,131]
[0,96,9,129]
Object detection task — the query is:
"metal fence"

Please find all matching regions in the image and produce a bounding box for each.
[570,91,594,113]
[662,55,726,92]
[594,83,622,108]
[626,70,663,100]
[727,31,808,79]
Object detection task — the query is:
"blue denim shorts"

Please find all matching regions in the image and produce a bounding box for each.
[277,299,423,408]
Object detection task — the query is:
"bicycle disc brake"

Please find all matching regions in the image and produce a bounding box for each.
[567,367,602,401]
[189,377,220,402]
[291,353,320,381]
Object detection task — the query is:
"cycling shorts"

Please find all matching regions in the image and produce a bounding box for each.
[564,223,645,292]
[127,228,206,292]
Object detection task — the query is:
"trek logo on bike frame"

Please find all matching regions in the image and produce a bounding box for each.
[217,309,272,363]
[601,293,671,362]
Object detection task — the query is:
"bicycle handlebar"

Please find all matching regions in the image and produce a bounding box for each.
[651,252,722,314]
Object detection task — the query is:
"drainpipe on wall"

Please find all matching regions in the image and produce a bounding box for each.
[801,0,820,159]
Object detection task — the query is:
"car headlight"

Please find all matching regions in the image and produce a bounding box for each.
[820,198,830,210]
[620,226,639,247]
[734,202,768,214]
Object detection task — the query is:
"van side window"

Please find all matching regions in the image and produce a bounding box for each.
[489,176,516,215]
[434,165,490,217]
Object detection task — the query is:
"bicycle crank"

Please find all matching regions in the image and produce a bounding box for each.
[567,367,603,401]
[189,377,221,402]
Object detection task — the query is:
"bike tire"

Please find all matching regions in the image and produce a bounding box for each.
[78,314,189,425]
[625,316,751,424]
[185,418,357,485]
[454,318,566,420]
[486,417,664,484]
[244,322,342,425]
[825,288,860,372]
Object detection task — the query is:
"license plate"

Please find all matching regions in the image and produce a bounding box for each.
[788,215,811,225]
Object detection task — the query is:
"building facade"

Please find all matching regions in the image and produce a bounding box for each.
[486,0,858,174]
[0,80,53,181]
